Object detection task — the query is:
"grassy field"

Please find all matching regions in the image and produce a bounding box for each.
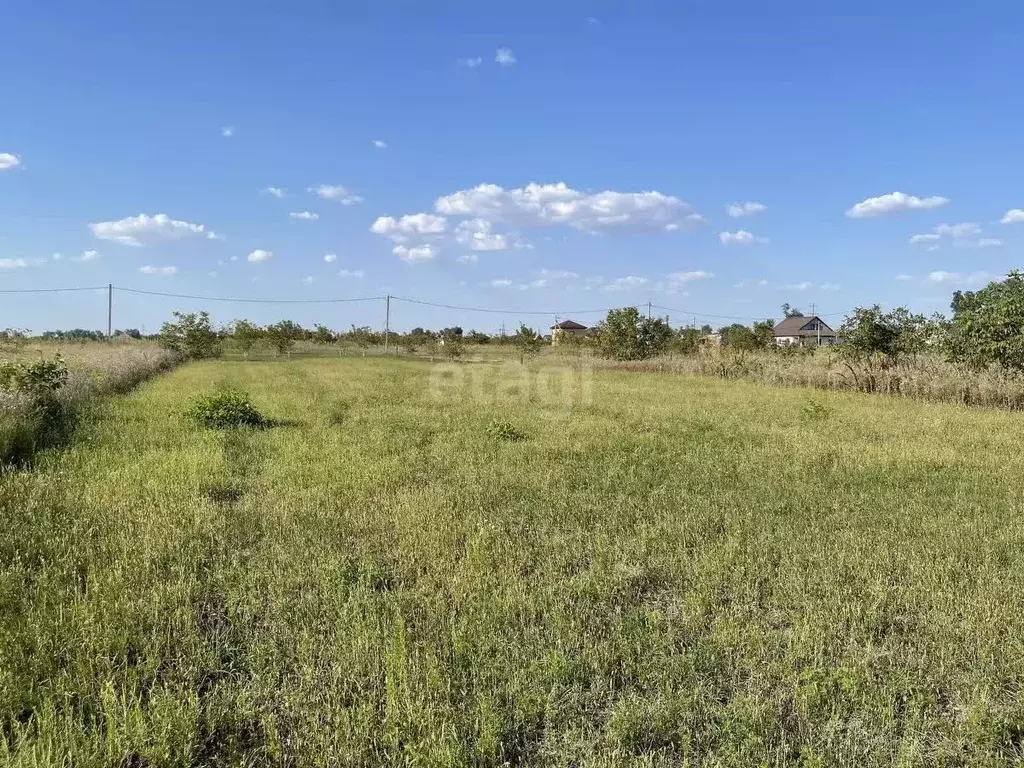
[3,356,1024,766]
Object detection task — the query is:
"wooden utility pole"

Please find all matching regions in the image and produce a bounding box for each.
[384,294,391,355]
[107,284,113,340]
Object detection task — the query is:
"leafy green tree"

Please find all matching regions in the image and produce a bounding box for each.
[512,324,543,362]
[347,325,373,350]
[781,303,805,318]
[312,324,336,345]
[595,307,672,360]
[440,329,464,358]
[159,311,219,360]
[265,320,303,355]
[700,324,713,335]
[948,271,1024,371]
[231,319,263,359]
[838,305,928,364]
[671,327,702,355]
[466,330,490,344]
[752,319,776,349]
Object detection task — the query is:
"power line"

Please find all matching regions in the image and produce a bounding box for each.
[0,286,108,294]
[390,295,635,316]
[114,287,384,304]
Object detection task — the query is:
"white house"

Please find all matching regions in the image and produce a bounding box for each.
[773,315,837,347]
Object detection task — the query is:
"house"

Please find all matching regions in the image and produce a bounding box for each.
[550,319,589,343]
[773,315,837,347]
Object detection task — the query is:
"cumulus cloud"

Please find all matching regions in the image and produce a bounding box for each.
[139,265,177,275]
[73,250,101,263]
[248,249,273,263]
[603,275,649,292]
[977,238,1003,248]
[392,244,438,263]
[338,269,364,278]
[435,182,702,234]
[221,126,234,138]
[309,184,363,205]
[0,153,21,170]
[373,139,387,149]
[0,258,27,270]
[324,252,337,263]
[371,213,448,241]
[290,211,319,220]
[719,230,768,245]
[1001,209,1024,225]
[845,191,949,218]
[495,47,517,66]
[90,213,213,246]
[725,201,766,218]
[264,187,285,198]
[454,218,526,251]
[909,233,941,245]
[926,270,994,286]
[935,222,981,238]
[912,222,994,249]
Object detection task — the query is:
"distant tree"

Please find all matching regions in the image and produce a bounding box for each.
[440,328,464,358]
[347,325,373,350]
[512,324,543,362]
[948,271,1024,372]
[440,326,464,339]
[119,328,143,340]
[671,327,703,355]
[595,307,673,360]
[718,323,759,351]
[159,311,219,360]
[752,319,776,349]
[466,330,490,344]
[312,324,336,345]
[700,324,714,335]
[265,320,303,355]
[781,303,805,318]
[231,319,263,359]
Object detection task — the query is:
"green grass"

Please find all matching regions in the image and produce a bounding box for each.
[3,357,1024,766]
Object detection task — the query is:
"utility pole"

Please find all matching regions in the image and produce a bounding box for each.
[647,301,652,319]
[810,303,819,346]
[384,294,390,355]
[107,283,113,340]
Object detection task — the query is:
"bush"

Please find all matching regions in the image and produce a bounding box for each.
[159,311,219,360]
[595,308,673,361]
[0,356,68,405]
[186,390,265,429]
[486,419,526,442]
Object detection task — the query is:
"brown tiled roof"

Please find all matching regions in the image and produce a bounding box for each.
[772,316,836,337]
[551,320,588,330]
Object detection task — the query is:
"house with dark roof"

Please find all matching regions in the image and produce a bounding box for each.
[773,315,837,347]
[550,319,589,343]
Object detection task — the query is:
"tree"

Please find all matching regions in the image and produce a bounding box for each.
[312,324,336,345]
[752,319,776,349]
[595,307,673,360]
[781,303,805,318]
[231,319,263,359]
[672,327,703,355]
[159,311,219,360]
[347,325,373,350]
[700,324,714,335]
[466,330,490,344]
[948,271,1024,372]
[265,320,303,356]
[440,328,464,358]
[440,326,463,339]
[512,324,543,362]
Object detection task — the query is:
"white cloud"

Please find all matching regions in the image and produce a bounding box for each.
[206,231,225,241]
[977,238,1003,248]
[373,139,387,149]
[371,213,447,241]
[73,249,101,263]
[845,191,949,218]
[139,265,177,275]
[338,269,364,278]
[459,57,483,68]
[1000,209,1024,225]
[290,211,319,220]
[90,213,213,246]
[392,244,438,263]
[926,270,994,286]
[725,201,766,218]
[264,186,285,198]
[719,230,768,245]
[248,249,273,263]
[535,269,579,279]
[221,126,234,138]
[895,274,914,281]
[495,47,517,66]
[735,278,769,288]
[909,233,941,245]
[821,282,841,291]
[0,153,21,170]
[454,218,525,251]
[529,279,547,288]
[456,253,478,263]
[786,281,813,291]
[302,276,314,285]
[935,222,981,238]
[0,258,27,270]
[603,275,649,292]
[324,252,338,263]
[667,270,713,284]
[435,182,701,234]
[490,279,513,288]
[52,253,62,261]
[309,184,363,205]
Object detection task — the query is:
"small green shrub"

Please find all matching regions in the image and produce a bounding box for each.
[0,355,69,404]
[186,390,265,429]
[800,398,832,422]
[486,419,526,442]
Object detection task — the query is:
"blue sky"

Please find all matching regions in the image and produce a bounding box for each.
[2,1,1023,334]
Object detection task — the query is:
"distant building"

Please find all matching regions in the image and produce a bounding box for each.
[773,315,837,346]
[550,319,589,343]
